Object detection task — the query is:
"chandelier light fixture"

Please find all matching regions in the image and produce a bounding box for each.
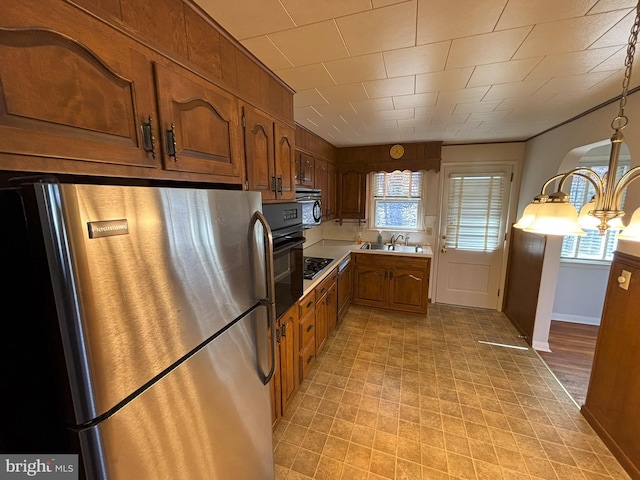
[514,0,640,241]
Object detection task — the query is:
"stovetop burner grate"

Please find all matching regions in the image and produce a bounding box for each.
[303,256,333,280]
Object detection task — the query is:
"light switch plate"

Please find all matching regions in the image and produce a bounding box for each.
[618,269,631,290]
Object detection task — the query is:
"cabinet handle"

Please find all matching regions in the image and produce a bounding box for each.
[306,324,314,333]
[306,301,313,308]
[384,271,388,279]
[140,116,156,158]
[390,271,394,279]
[271,176,277,192]
[165,123,178,161]
[275,326,281,344]
[281,322,287,338]
[307,354,314,364]
[277,176,283,194]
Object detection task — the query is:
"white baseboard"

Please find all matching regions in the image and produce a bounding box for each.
[532,340,551,352]
[551,313,601,326]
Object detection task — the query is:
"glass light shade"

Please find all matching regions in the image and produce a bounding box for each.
[617,207,640,242]
[578,201,625,230]
[513,202,541,229]
[523,201,586,236]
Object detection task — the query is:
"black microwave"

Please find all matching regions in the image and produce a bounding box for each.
[295,188,322,227]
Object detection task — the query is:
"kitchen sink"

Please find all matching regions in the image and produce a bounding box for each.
[362,242,426,254]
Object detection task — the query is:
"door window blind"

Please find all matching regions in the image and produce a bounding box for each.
[446,173,506,251]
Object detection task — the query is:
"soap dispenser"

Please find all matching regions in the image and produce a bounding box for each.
[377,230,383,244]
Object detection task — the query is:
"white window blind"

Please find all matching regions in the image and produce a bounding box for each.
[446,173,506,251]
[371,171,424,230]
[561,163,629,261]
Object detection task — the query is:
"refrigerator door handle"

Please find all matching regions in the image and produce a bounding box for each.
[253,211,277,385]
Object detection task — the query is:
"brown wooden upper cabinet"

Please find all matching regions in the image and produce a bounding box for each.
[295,151,315,188]
[154,62,243,180]
[243,104,295,202]
[0,18,157,169]
[338,170,367,220]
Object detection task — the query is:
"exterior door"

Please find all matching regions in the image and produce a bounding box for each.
[435,165,513,309]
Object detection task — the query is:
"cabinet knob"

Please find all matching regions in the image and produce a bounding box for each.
[306,324,314,333]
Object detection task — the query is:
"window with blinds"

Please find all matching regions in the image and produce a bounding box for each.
[371,171,424,230]
[561,163,630,261]
[445,173,506,251]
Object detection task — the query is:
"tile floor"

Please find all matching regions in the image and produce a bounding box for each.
[273,304,630,479]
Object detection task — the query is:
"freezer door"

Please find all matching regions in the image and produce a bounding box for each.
[34,183,267,424]
[79,308,274,480]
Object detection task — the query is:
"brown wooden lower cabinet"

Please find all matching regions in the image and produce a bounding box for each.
[315,268,337,353]
[270,303,299,428]
[353,253,430,313]
[337,257,353,322]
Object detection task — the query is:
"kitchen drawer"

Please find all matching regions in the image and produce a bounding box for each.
[299,340,316,381]
[299,309,315,350]
[315,267,337,299]
[299,290,315,319]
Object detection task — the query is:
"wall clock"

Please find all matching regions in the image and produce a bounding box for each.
[390,144,404,159]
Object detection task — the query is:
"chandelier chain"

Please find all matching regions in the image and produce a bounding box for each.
[617,3,640,124]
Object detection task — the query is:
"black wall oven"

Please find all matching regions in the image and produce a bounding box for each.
[262,202,305,318]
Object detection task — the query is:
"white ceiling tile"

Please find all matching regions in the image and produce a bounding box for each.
[467,58,543,87]
[447,27,532,70]
[590,8,636,48]
[535,70,618,96]
[241,36,294,71]
[268,21,349,66]
[377,108,416,120]
[324,54,387,84]
[275,64,336,91]
[364,76,415,98]
[437,86,491,103]
[514,10,629,59]
[279,0,371,26]
[293,89,329,108]
[589,46,627,71]
[316,83,369,103]
[483,79,548,101]
[195,0,294,39]
[415,68,474,93]
[496,0,596,30]
[350,97,396,112]
[589,0,637,14]
[416,0,508,45]
[393,93,439,109]
[372,0,407,7]
[336,1,417,56]
[467,110,511,122]
[454,100,502,116]
[383,42,451,77]
[526,47,620,80]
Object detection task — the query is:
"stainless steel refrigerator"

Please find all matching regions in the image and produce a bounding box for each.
[0,181,276,479]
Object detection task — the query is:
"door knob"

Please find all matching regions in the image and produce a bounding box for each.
[441,246,447,254]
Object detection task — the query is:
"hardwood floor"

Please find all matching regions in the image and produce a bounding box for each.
[538,320,599,407]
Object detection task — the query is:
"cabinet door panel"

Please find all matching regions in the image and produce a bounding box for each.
[0,26,156,168]
[315,294,328,354]
[274,122,295,201]
[388,268,428,313]
[353,266,387,308]
[244,105,275,199]
[337,261,353,321]
[155,63,242,180]
[339,170,367,219]
[279,310,299,414]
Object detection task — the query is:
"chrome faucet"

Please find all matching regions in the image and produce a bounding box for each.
[391,234,404,245]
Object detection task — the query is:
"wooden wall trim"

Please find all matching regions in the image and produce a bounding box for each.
[337,141,441,173]
[502,226,547,343]
[582,250,640,480]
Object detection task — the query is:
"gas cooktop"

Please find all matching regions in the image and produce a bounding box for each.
[303,256,333,280]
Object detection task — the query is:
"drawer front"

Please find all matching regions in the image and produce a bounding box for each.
[299,341,316,381]
[299,290,315,319]
[315,268,337,299]
[299,309,315,350]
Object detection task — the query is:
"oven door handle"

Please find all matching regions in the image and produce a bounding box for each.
[253,210,277,386]
[273,237,306,256]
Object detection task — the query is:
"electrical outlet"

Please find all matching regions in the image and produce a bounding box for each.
[426,227,433,235]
